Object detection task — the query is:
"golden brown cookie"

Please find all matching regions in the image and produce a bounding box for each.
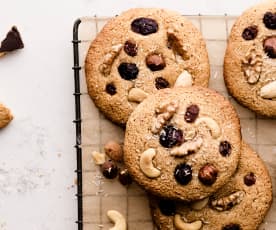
[224,1,276,117]
[150,142,273,230]
[124,87,241,201]
[85,8,210,125]
[0,103,13,128]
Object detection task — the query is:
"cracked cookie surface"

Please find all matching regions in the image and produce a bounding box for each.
[224,1,276,117]
[124,87,241,201]
[85,8,210,125]
[149,142,272,230]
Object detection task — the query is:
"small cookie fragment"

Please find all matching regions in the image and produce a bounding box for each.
[104,140,123,162]
[0,26,24,57]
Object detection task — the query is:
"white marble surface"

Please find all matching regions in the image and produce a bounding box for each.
[0,0,262,229]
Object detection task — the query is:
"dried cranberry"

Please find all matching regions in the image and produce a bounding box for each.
[263,12,276,29]
[118,63,139,80]
[101,160,118,179]
[184,105,200,123]
[263,36,276,58]
[155,77,170,89]
[146,53,166,71]
[242,25,258,40]
[159,125,183,148]
[118,168,132,186]
[222,224,241,230]
[219,141,232,157]
[106,83,116,95]
[198,164,218,186]
[124,40,138,57]
[174,163,192,185]
[158,199,176,216]
[131,17,158,35]
[244,172,256,186]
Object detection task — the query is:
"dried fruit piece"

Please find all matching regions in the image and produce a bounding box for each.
[184,105,199,123]
[159,125,183,148]
[244,172,256,186]
[106,83,117,95]
[174,163,192,185]
[146,53,166,71]
[158,199,176,216]
[219,141,232,157]
[118,62,139,80]
[101,160,118,179]
[263,12,276,29]
[155,77,170,89]
[131,17,158,35]
[263,36,276,58]
[104,141,123,162]
[242,25,258,40]
[118,168,132,186]
[222,224,241,230]
[198,164,218,186]
[0,26,24,56]
[124,40,138,57]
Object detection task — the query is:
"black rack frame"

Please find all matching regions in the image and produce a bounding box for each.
[72,18,83,230]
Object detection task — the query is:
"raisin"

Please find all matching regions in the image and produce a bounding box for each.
[101,160,118,179]
[146,53,166,71]
[106,83,117,95]
[158,199,176,216]
[222,224,241,230]
[155,77,170,89]
[263,12,276,29]
[118,63,139,80]
[174,163,192,185]
[263,36,276,58]
[159,125,183,148]
[184,105,200,123]
[244,172,256,186]
[219,141,232,157]
[198,164,218,186]
[242,25,258,40]
[124,40,138,57]
[131,17,158,35]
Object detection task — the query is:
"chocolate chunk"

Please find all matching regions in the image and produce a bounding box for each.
[131,17,158,35]
[242,25,258,40]
[118,168,132,186]
[184,104,200,123]
[244,172,256,186]
[155,77,170,89]
[174,163,192,185]
[0,26,24,53]
[263,12,276,29]
[263,36,276,58]
[118,62,139,80]
[159,125,183,148]
[101,160,118,179]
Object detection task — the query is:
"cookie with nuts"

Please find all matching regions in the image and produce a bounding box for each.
[149,142,272,230]
[85,8,210,125]
[124,87,241,201]
[224,1,276,117]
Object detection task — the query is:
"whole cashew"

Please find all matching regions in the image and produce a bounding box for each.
[107,210,127,230]
[140,148,161,178]
[91,151,106,165]
[191,197,209,211]
[174,214,202,230]
[195,117,221,139]
[260,81,276,99]
[174,70,193,88]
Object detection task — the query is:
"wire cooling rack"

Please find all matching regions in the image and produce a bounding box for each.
[72,15,276,230]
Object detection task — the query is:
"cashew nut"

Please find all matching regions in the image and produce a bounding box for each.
[195,117,221,139]
[128,88,148,103]
[91,151,106,165]
[174,214,202,230]
[260,81,276,99]
[107,210,127,230]
[171,137,203,157]
[191,197,209,211]
[140,148,161,178]
[174,70,193,88]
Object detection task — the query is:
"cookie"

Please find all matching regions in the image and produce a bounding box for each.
[0,103,13,128]
[85,8,210,125]
[124,86,241,201]
[150,142,273,230]
[224,1,276,117]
